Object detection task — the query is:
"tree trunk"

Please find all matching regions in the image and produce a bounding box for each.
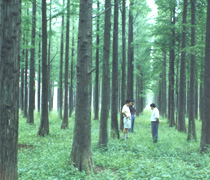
[0,0,21,179]
[23,9,29,118]
[169,6,175,127]
[28,0,36,124]
[120,0,126,131]
[98,0,111,147]
[187,0,197,141]
[59,1,65,119]
[127,0,134,100]
[178,0,187,132]
[20,47,25,111]
[69,25,75,117]
[38,0,49,136]
[37,28,41,113]
[70,0,94,172]
[200,0,210,152]
[111,0,120,139]
[195,74,198,120]
[161,52,167,118]
[61,0,70,129]
[94,0,100,120]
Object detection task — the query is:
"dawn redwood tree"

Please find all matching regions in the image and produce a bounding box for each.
[94,0,100,120]
[127,0,134,100]
[70,0,94,172]
[169,5,175,127]
[28,0,36,124]
[111,0,120,139]
[69,25,75,117]
[98,0,111,147]
[187,0,197,141]
[161,52,167,117]
[178,0,187,132]
[0,0,21,179]
[37,28,41,113]
[58,0,65,119]
[61,0,70,129]
[200,0,210,152]
[120,0,126,131]
[38,0,49,136]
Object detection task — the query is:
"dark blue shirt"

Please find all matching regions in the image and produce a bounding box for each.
[129,106,136,115]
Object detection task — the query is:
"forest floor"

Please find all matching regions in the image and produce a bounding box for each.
[18,110,210,180]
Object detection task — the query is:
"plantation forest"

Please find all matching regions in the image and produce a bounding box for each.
[1,0,210,179]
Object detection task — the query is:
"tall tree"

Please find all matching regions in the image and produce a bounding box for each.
[28,0,36,124]
[187,0,197,141]
[37,28,41,113]
[127,0,134,100]
[20,45,25,111]
[169,4,175,127]
[38,0,49,136]
[61,0,70,129]
[200,0,210,152]
[58,0,65,119]
[23,9,29,118]
[161,52,167,117]
[0,0,21,179]
[69,25,75,117]
[94,0,100,120]
[111,0,120,139]
[98,0,112,147]
[120,0,126,131]
[70,0,94,172]
[178,0,187,132]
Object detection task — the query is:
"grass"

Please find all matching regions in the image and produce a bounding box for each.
[18,110,210,180]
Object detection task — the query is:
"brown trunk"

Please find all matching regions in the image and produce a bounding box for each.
[120,0,126,131]
[37,28,41,113]
[200,0,210,152]
[98,0,111,147]
[70,0,94,172]
[111,0,120,139]
[61,0,70,129]
[38,0,49,136]
[0,0,21,179]
[28,0,36,124]
[127,0,134,100]
[178,0,187,132]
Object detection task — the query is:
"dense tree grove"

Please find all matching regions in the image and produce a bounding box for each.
[0,0,210,177]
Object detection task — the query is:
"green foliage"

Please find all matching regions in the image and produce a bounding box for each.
[18,110,210,179]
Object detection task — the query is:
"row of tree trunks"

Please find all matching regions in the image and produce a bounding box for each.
[0,0,21,179]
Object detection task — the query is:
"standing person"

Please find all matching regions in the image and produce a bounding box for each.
[122,99,131,139]
[129,100,136,133]
[150,103,160,143]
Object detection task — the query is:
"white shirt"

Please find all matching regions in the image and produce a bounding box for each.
[122,104,131,118]
[151,108,159,121]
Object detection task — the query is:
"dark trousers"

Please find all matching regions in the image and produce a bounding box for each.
[129,114,135,132]
[151,121,159,143]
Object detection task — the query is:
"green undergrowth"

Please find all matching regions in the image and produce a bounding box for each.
[18,110,210,180]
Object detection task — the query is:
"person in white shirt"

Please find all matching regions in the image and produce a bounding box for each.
[122,99,132,139]
[150,103,160,143]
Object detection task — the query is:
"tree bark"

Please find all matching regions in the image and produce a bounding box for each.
[161,52,167,117]
[38,0,49,136]
[20,46,25,111]
[61,0,70,129]
[70,0,94,172]
[0,0,21,179]
[178,0,187,132]
[37,28,41,113]
[59,0,65,119]
[200,0,210,152]
[28,0,36,124]
[111,0,120,139]
[94,0,100,120]
[127,0,134,100]
[98,0,111,147]
[120,0,126,131]
[69,25,75,117]
[187,0,197,141]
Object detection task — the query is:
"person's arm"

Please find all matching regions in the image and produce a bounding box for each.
[122,111,128,118]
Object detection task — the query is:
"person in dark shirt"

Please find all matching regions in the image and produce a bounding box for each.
[129,100,136,133]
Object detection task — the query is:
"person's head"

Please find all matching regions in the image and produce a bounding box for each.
[125,99,131,106]
[130,99,135,106]
[150,103,156,110]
